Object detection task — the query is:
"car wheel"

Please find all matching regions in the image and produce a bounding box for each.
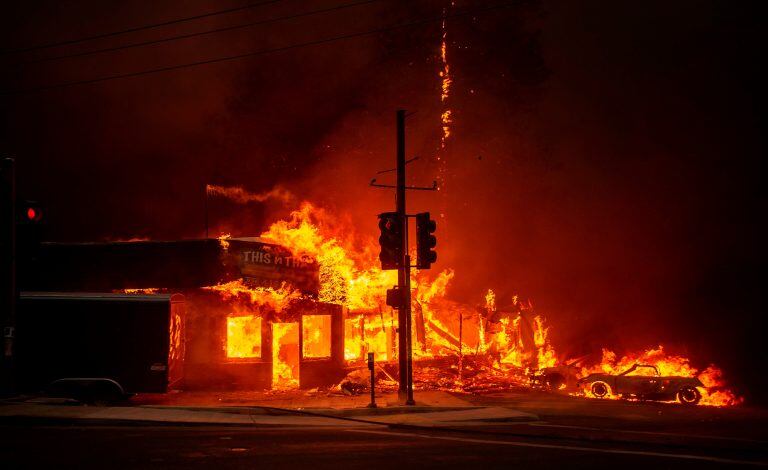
[590,381,610,398]
[677,385,701,405]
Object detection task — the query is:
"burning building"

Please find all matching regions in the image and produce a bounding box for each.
[14,200,741,407]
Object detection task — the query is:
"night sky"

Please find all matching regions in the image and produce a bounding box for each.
[1,1,766,401]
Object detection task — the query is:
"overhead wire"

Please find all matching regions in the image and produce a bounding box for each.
[2,0,285,55]
[2,2,518,96]
[14,0,381,66]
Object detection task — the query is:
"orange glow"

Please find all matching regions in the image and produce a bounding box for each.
[197,200,740,406]
[226,315,262,359]
[272,322,300,389]
[580,347,742,406]
[302,315,331,358]
[218,233,231,251]
[121,288,159,294]
[205,280,301,313]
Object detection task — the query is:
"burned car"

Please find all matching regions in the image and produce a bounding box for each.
[530,356,589,392]
[577,364,703,405]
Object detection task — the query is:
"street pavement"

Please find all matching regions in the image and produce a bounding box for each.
[1,390,766,468]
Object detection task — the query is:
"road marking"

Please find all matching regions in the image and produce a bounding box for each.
[346,429,768,466]
[526,423,768,444]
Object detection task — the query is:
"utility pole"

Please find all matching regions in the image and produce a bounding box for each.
[0,158,16,392]
[374,110,437,406]
[395,109,415,405]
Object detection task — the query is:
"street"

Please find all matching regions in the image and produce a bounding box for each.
[2,391,766,468]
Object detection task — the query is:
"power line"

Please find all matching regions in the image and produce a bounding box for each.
[15,0,381,66]
[2,2,517,96]
[3,0,285,55]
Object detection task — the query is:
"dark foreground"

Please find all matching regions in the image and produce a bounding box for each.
[1,392,766,469]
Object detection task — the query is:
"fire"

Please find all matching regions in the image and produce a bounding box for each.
[122,288,159,294]
[226,315,262,358]
[218,233,231,251]
[205,279,302,313]
[484,289,496,311]
[260,202,396,310]
[302,315,332,358]
[533,316,557,369]
[272,322,299,389]
[201,194,740,406]
[580,347,742,406]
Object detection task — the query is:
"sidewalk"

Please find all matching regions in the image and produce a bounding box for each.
[0,390,538,427]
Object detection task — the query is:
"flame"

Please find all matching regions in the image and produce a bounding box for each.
[302,315,332,358]
[260,202,397,309]
[272,322,300,389]
[218,233,231,251]
[484,289,496,311]
[226,315,262,358]
[196,200,740,406]
[580,346,742,406]
[205,279,302,313]
[122,288,159,294]
[533,316,557,369]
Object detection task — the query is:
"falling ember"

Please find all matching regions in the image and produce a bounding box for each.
[439,14,453,141]
[435,3,454,193]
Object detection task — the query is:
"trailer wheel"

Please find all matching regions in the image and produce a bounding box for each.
[46,378,127,405]
[677,385,701,405]
[590,381,610,398]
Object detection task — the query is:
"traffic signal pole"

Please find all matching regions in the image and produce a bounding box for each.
[375,110,436,405]
[0,158,16,392]
[395,110,415,405]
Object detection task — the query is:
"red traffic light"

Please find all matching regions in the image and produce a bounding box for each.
[19,201,43,222]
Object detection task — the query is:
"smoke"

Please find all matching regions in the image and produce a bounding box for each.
[206,184,296,205]
[2,0,765,400]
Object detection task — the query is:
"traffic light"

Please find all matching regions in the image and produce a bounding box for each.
[378,211,402,270]
[386,287,403,309]
[416,212,437,269]
[17,200,44,255]
[19,200,43,223]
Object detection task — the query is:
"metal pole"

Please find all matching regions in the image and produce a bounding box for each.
[204,185,209,239]
[404,254,414,405]
[367,352,377,408]
[395,109,414,404]
[458,311,463,385]
[1,158,16,392]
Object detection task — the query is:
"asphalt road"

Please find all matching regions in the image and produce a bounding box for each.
[1,393,766,469]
